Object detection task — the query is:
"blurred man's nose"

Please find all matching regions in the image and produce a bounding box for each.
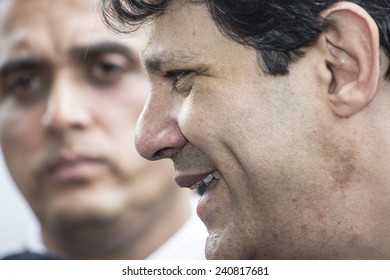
[135,94,187,161]
[41,70,92,134]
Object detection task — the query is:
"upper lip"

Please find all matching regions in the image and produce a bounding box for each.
[175,171,216,189]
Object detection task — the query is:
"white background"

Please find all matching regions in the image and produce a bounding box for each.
[0,148,37,258]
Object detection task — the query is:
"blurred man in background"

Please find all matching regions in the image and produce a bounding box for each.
[0,0,206,259]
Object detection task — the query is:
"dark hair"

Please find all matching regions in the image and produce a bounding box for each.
[101,0,390,78]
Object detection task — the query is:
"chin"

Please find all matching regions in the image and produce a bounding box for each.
[205,233,234,259]
[54,186,124,215]
[205,232,259,260]
[44,197,121,227]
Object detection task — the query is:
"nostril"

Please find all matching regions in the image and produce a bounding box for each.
[152,150,163,160]
[152,148,176,160]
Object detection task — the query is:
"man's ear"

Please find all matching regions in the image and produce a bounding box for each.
[319,1,380,117]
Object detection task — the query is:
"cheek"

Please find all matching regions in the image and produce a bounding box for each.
[178,85,227,145]
[95,74,150,121]
[122,76,150,116]
[102,109,149,176]
[0,105,45,195]
[0,105,43,159]
[97,81,147,140]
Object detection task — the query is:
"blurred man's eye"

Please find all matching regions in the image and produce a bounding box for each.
[1,71,44,102]
[91,61,124,79]
[88,54,130,85]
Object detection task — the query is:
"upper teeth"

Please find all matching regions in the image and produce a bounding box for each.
[203,174,214,184]
[212,171,221,180]
[190,171,221,190]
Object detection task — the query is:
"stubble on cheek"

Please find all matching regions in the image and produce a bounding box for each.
[315,124,358,189]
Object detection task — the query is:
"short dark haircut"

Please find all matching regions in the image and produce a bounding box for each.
[101,0,390,78]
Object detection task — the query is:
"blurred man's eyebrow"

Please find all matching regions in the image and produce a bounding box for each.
[71,42,136,60]
[0,59,42,78]
[0,43,137,77]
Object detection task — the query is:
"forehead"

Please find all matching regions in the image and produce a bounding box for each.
[0,0,141,63]
[142,1,222,67]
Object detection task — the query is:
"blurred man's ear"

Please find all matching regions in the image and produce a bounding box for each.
[318,1,380,117]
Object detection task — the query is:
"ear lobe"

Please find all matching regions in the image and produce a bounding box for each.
[320,2,380,117]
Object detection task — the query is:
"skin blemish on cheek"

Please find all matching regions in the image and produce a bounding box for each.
[348,232,362,246]
[300,224,309,233]
[311,121,358,189]
[329,144,356,187]
[317,212,326,221]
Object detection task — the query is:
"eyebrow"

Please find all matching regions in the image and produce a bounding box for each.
[70,42,138,62]
[143,51,199,74]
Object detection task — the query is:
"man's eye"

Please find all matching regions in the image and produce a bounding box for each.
[87,53,132,85]
[165,70,191,83]
[90,61,126,82]
[2,72,43,99]
[164,70,194,92]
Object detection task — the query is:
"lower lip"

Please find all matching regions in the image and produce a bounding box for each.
[49,160,107,182]
[196,178,220,220]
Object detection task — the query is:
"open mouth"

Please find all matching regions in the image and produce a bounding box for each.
[190,170,222,191]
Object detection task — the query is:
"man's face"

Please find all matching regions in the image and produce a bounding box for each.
[0,0,176,242]
[137,1,369,259]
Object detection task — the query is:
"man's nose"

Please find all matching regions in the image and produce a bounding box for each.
[41,70,92,134]
[135,94,187,161]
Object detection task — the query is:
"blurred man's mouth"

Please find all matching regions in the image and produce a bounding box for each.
[46,155,108,183]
